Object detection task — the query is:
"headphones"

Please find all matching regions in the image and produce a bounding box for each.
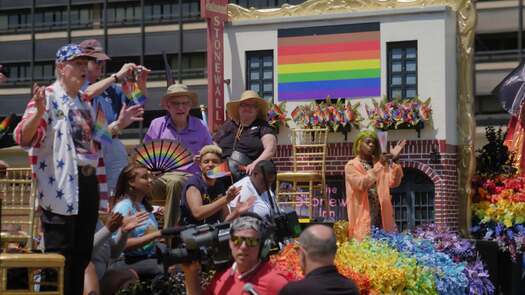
[233,212,273,260]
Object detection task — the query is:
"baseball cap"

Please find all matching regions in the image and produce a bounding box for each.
[55,43,95,64]
[79,39,110,61]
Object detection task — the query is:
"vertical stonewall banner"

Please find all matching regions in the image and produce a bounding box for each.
[278,23,381,101]
[201,0,227,131]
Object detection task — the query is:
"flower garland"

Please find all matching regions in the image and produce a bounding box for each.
[365,97,432,131]
[267,101,289,130]
[290,98,362,139]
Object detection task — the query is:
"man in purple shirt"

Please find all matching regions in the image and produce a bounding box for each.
[144,83,212,227]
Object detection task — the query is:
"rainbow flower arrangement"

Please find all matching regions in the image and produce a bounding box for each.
[471,175,525,260]
[267,101,290,131]
[271,222,494,295]
[471,127,525,261]
[290,98,362,140]
[365,97,432,133]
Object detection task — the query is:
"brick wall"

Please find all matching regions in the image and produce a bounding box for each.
[274,139,459,230]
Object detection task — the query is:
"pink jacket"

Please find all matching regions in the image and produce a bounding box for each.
[345,157,403,240]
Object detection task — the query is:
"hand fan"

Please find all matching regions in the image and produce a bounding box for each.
[134,139,193,172]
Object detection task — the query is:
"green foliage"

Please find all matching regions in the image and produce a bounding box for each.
[475,126,516,177]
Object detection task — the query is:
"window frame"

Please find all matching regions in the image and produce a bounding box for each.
[245,50,274,102]
[387,40,418,100]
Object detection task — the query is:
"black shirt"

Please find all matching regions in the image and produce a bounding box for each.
[180,174,226,226]
[214,119,275,162]
[278,265,360,295]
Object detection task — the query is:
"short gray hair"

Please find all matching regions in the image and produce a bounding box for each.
[298,225,337,262]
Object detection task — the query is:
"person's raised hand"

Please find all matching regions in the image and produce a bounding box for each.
[117,104,144,129]
[391,140,407,162]
[115,63,136,81]
[225,185,242,203]
[136,65,151,95]
[106,212,124,233]
[121,211,149,233]
[32,83,46,115]
[235,195,256,215]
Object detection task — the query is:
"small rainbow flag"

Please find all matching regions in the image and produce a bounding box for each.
[0,113,14,135]
[93,105,112,144]
[207,162,231,179]
[122,81,146,106]
[278,23,380,101]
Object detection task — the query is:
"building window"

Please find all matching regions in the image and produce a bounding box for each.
[387,41,417,100]
[246,50,274,101]
[391,168,434,231]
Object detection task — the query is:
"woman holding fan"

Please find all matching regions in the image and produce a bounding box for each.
[180,145,255,226]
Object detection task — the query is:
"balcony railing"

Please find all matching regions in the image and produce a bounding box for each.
[475,49,524,63]
[0,68,207,87]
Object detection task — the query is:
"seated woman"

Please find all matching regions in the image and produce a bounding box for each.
[180,145,255,226]
[214,90,277,181]
[109,163,163,280]
[345,130,406,241]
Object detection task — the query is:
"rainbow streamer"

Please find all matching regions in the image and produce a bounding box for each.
[206,162,231,179]
[122,81,146,106]
[278,23,380,101]
[93,106,112,144]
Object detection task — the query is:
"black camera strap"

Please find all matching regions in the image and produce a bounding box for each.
[260,166,280,215]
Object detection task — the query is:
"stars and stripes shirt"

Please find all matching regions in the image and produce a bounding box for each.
[14,81,109,215]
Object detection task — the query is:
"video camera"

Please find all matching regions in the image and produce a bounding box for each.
[158,210,301,270]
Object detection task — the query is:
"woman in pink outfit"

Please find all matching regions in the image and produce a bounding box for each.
[345,130,406,240]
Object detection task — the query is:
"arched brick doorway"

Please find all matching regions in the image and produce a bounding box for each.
[391,168,435,231]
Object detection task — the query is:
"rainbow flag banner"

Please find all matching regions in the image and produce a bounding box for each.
[122,81,146,106]
[207,162,231,179]
[93,104,112,144]
[278,23,381,101]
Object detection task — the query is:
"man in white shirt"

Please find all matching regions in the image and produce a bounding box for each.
[229,160,278,220]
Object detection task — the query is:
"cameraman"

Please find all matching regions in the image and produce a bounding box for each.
[182,213,288,295]
[228,160,279,221]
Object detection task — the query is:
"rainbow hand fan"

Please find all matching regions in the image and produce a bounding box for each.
[134,139,193,173]
[206,161,231,179]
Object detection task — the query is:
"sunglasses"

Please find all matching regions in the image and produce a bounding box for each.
[239,103,258,109]
[95,60,105,66]
[231,235,260,247]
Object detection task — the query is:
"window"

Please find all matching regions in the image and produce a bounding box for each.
[246,50,274,101]
[391,168,434,231]
[475,95,505,115]
[387,41,417,100]
[1,10,31,32]
[3,63,31,83]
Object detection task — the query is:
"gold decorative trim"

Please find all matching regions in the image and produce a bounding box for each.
[228,0,476,235]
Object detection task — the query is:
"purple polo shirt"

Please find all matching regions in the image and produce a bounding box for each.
[144,115,212,174]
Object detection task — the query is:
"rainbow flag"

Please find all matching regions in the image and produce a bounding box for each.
[0,114,14,135]
[278,23,381,101]
[93,105,112,144]
[122,81,146,106]
[207,162,231,179]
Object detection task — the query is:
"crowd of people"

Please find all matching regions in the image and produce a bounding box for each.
[8,40,406,295]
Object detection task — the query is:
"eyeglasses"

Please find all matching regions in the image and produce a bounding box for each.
[239,103,257,109]
[231,235,260,247]
[168,101,192,108]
